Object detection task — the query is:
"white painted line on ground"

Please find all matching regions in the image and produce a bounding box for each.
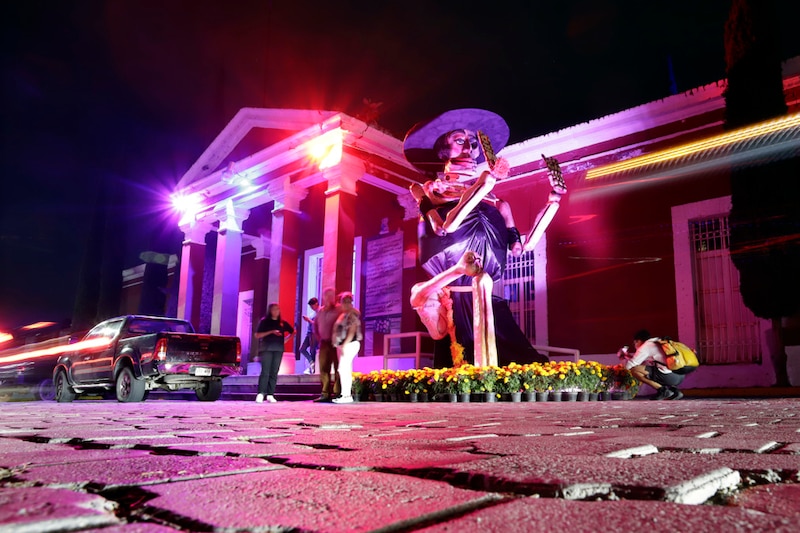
[604,445,659,458]
[694,432,719,439]
[756,441,781,453]
[445,434,499,442]
[664,468,740,505]
[561,483,613,500]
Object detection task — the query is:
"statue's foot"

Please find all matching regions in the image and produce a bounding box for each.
[455,251,483,277]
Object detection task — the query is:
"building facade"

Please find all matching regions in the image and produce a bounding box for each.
[153,60,799,387]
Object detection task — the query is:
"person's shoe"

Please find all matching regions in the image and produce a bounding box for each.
[255,393,265,403]
[266,395,278,403]
[332,396,353,404]
[651,387,674,400]
[310,363,315,373]
[313,395,331,403]
[303,367,312,375]
[668,387,684,400]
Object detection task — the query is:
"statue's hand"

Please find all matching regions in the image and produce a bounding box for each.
[491,157,510,179]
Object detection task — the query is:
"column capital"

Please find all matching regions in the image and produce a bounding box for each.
[242,233,270,260]
[179,220,214,245]
[323,154,364,196]
[267,178,308,213]
[397,191,421,221]
[213,200,250,234]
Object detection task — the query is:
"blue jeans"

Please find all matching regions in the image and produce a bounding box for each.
[257,350,283,395]
[299,332,317,364]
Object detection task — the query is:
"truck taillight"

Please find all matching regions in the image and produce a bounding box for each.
[236,339,241,363]
[155,338,168,361]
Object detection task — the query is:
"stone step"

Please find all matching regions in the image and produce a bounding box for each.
[148,374,322,402]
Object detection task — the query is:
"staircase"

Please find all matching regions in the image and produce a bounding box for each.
[147,374,322,402]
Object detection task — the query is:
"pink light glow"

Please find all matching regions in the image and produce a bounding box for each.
[0,332,12,345]
[0,338,112,365]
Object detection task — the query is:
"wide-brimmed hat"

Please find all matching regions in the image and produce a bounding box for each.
[403,108,509,174]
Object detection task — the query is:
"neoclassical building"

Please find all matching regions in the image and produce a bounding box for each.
[128,58,799,387]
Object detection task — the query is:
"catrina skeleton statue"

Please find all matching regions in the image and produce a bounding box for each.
[403,109,566,368]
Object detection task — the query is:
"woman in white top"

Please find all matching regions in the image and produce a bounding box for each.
[331,292,362,404]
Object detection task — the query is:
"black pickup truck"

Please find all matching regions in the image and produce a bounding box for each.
[53,315,240,402]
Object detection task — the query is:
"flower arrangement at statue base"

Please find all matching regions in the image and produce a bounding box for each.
[352,360,639,402]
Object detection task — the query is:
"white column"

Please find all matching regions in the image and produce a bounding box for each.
[177,221,212,328]
[266,180,307,307]
[210,201,250,336]
[320,154,363,293]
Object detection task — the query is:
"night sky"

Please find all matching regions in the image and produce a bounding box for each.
[2,0,799,331]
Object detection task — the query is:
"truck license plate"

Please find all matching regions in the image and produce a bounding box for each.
[194,367,212,376]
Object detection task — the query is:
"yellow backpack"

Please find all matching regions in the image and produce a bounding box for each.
[656,338,700,374]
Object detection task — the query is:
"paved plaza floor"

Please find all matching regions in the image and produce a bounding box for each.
[0,397,798,532]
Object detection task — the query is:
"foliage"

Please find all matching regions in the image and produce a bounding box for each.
[357,360,639,399]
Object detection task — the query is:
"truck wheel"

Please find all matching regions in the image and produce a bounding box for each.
[116,366,146,402]
[54,370,76,403]
[38,379,56,401]
[195,379,223,401]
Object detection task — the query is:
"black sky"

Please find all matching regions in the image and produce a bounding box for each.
[1,0,799,331]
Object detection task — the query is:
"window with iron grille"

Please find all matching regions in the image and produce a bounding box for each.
[690,215,761,364]
[502,250,536,343]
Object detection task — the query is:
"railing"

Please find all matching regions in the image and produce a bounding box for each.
[382,332,434,370]
[531,345,581,363]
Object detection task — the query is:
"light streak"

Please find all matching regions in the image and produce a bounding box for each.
[0,338,112,365]
[20,322,57,331]
[585,113,800,180]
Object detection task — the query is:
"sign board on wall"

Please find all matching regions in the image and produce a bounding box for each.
[363,231,404,356]
[364,232,403,317]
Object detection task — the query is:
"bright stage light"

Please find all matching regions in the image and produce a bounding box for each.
[171,192,203,214]
[0,332,12,345]
[585,113,800,180]
[308,128,343,170]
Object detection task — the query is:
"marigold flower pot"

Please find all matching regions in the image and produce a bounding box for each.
[523,391,536,402]
[563,391,578,402]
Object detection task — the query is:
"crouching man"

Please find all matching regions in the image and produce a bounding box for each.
[620,329,685,400]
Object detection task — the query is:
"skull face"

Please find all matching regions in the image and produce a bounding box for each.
[443,129,480,161]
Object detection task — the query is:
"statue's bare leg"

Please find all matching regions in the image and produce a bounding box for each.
[472,272,497,367]
[410,252,482,341]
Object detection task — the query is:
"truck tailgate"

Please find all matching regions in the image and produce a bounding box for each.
[163,334,239,364]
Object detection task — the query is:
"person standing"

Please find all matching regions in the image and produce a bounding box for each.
[298,297,320,374]
[332,292,362,404]
[313,288,342,402]
[620,329,685,400]
[254,303,294,403]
